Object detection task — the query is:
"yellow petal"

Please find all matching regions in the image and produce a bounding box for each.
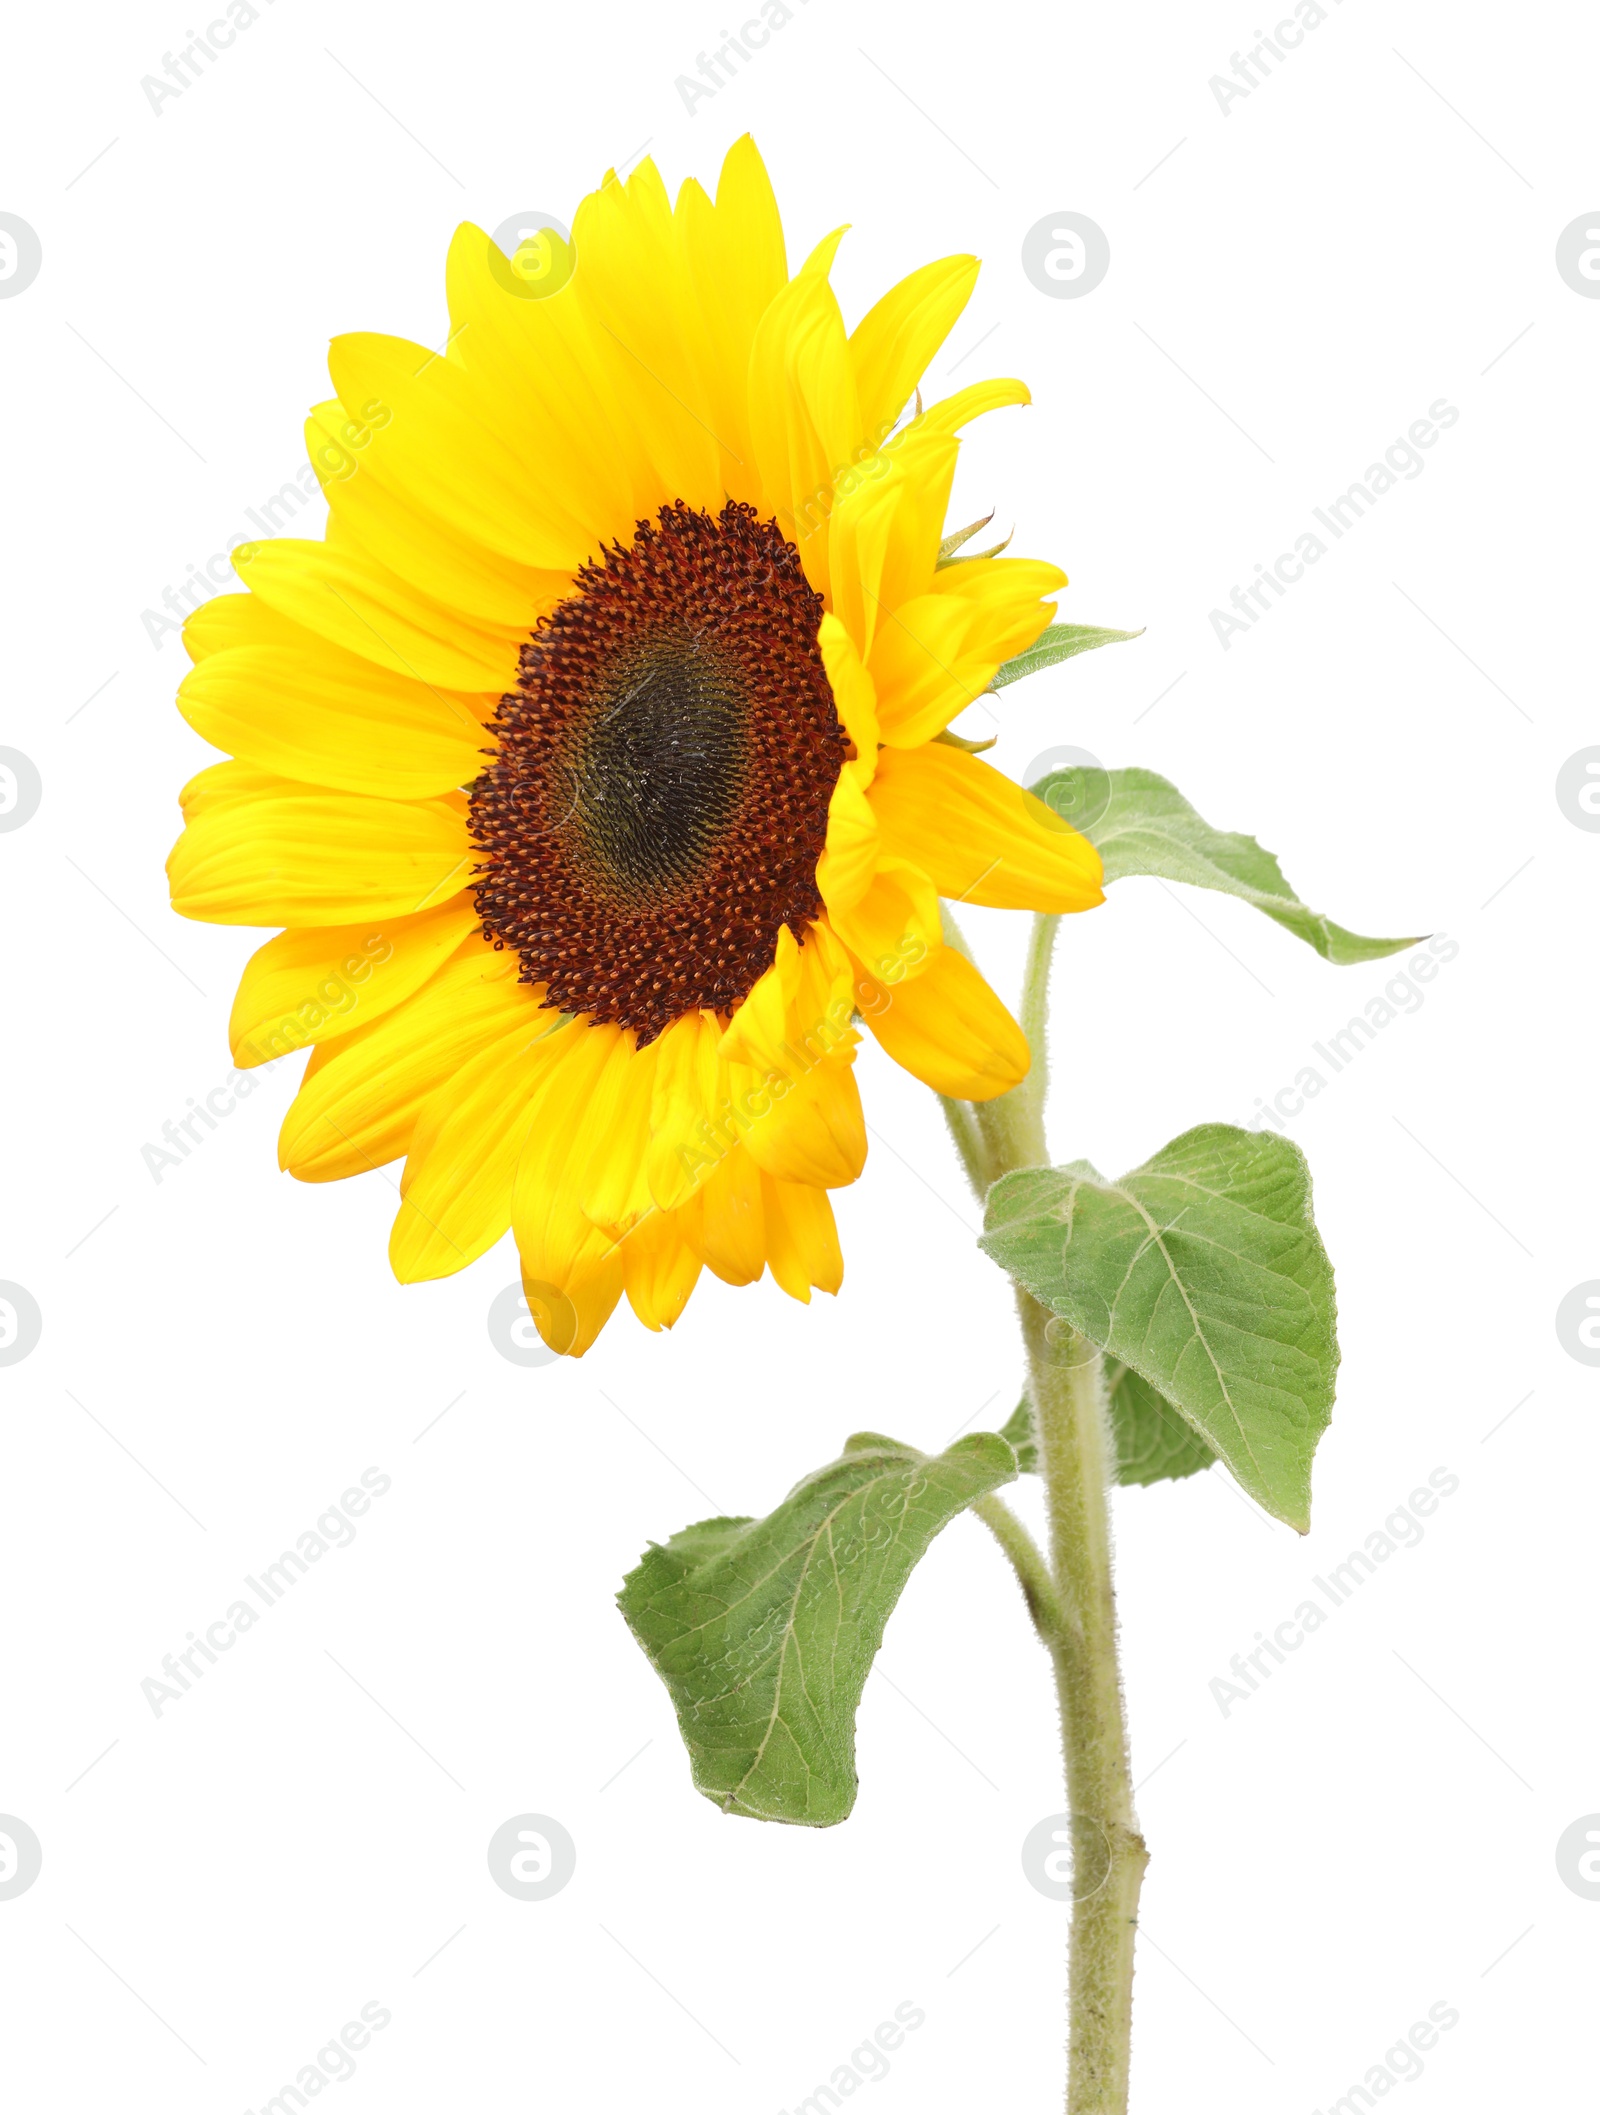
[578,1033,661,1234]
[870,550,1067,747]
[674,135,788,508]
[524,1228,626,1359]
[645,1010,725,1212]
[868,744,1104,911]
[867,593,991,749]
[229,900,480,1066]
[849,255,979,443]
[819,453,903,660]
[177,758,288,820]
[824,856,942,989]
[512,1023,627,1285]
[718,924,800,1075]
[689,1145,766,1286]
[737,1049,866,1189]
[569,161,724,514]
[747,228,857,587]
[856,940,1029,1100]
[621,1209,704,1330]
[935,553,1069,607]
[762,1176,843,1302]
[183,592,311,662]
[817,615,880,781]
[831,434,961,657]
[278,942,530,1180]
[169,778,472,926]
[326,333,598,571]
[390,1017,573,1281]
[790,917,860,1038]
[931,553,1068,664]
[816,768,881,915]
[177,642,491,801]
[306,401,570,630]
[233,537,519,692]
[442,222,647,537]
[916,377,1031,439]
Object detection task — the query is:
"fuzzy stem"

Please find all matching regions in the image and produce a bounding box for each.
[938,1093,992,1196]
[1021,1298,1146,2113]
[971,1492,1062,1642]
[1018,911,1062,1156]
[969,912,1146,2113]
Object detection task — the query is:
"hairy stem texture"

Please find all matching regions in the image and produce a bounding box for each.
[965,913,1146,2113]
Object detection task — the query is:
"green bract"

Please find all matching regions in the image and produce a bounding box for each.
[993,621,1144,687]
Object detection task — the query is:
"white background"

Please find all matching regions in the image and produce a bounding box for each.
[1,0,1594,2107]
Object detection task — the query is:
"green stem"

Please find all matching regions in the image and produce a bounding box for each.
[971,1492,1062,1641]
[1021,1299,1146,2114]
[964,912,1145,2113]
[1018,911,1062,1158]
[938,1092,992,1196]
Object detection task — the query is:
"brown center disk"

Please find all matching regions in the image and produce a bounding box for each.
[470,501,845,1043]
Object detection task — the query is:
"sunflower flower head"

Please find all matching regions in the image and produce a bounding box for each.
[167,137,1104,1356]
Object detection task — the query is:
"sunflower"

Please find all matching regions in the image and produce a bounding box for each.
[166,137,1103,1356]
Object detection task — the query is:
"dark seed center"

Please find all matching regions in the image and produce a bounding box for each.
[559,634,749,905]
[468,500,845,1043]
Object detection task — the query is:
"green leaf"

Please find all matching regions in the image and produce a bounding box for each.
[1034,763,1421,964]
[980,1125,1337,1530]
[1001,1371,1215,1487]
[617,1431,1017,1825]
[1106,1361,1217,1486]
[1000,1398,1037,1472]
[993,622,1143,689]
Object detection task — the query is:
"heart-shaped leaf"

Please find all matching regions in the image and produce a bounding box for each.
[982,1126,1336,1529]
[618,1431,1017,1825]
